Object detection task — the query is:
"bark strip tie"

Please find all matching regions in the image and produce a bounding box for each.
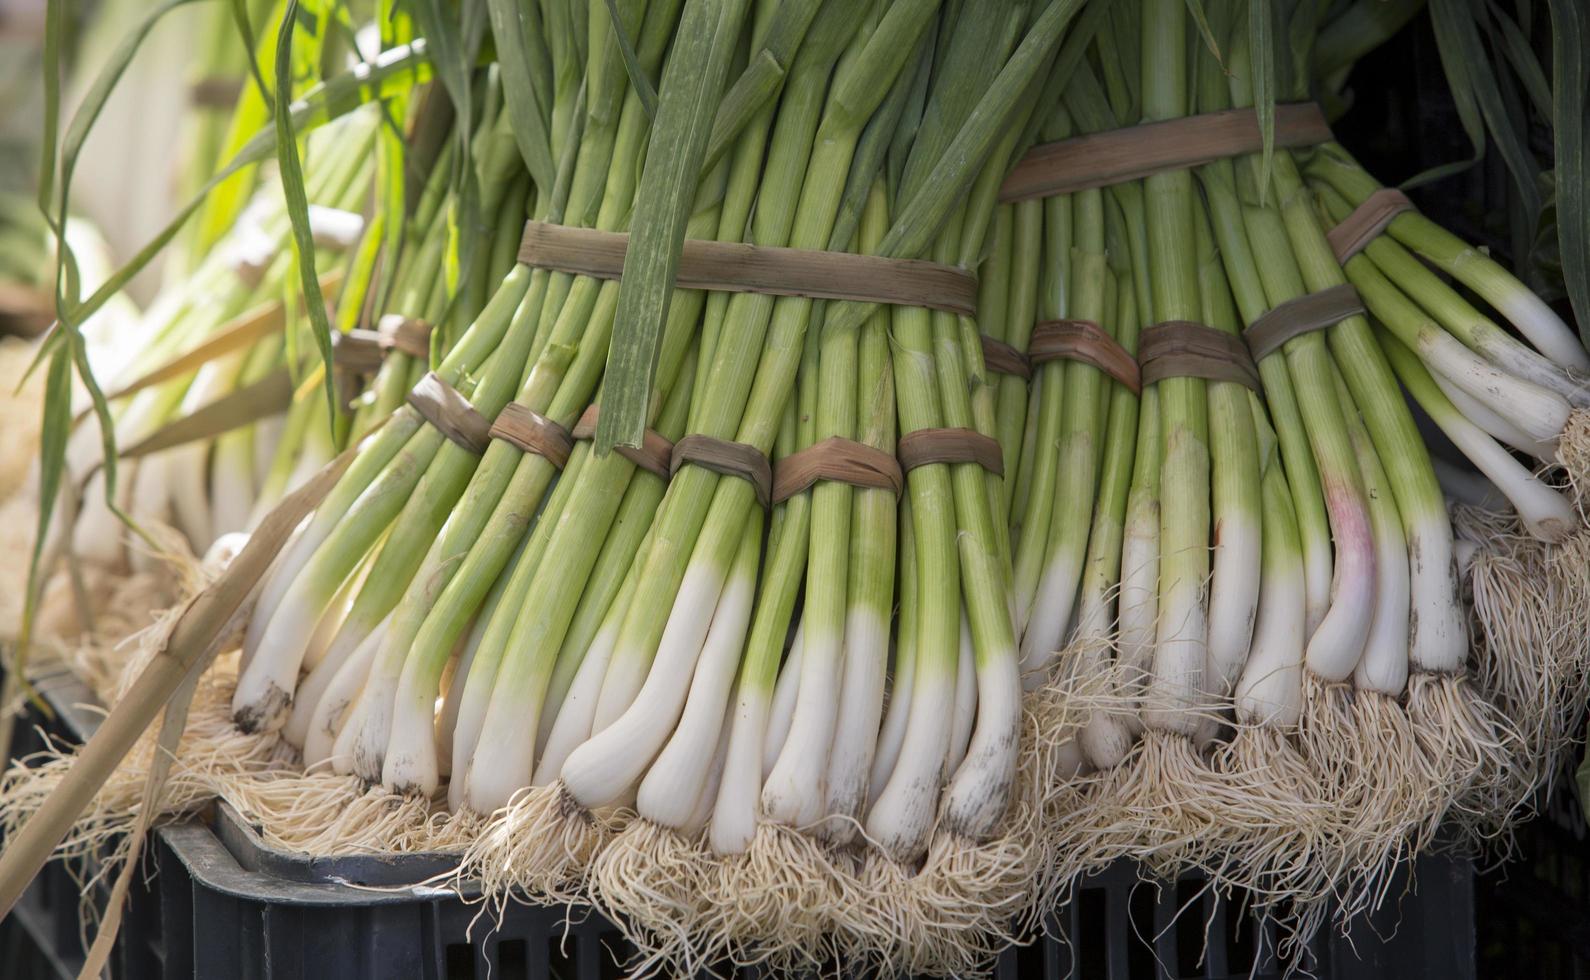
[999,103,1333,202]
[980,335,1032,380]
[1326,188,1416,263]
[1243,284,1366,360]
[771,436,904,504]
[407,372,491,455]
[571,405,673,479]
[490,402,574,469]
[518,221,978,316]
[670,434,773,509]
[897,428,1005,476]
[1029,318,1141,393]
[1138,321,1261,392]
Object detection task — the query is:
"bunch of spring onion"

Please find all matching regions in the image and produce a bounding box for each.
[1023,0,1589,928]
[223,0,1087,971]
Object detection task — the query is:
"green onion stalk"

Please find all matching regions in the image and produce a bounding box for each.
[1379,329,1575,542]
[448,5,877,827]
[236,0,654,737]
[710,389,812,857]
[1013,172,1112,685]
[1311,184,1580,471]
[1304,147,1590,378]
[762,7,963,839]
[448,0,837,828]
[352,0,708,791]
[870,3,1063,863]
[878,59,1005,817]
[279,180,539,748]
[1212,83,1374,692]
[587,336,813,966]
[998,198,1043,527]
[1187,21,1263,708]
[392,199,715,799]
[1268,150,1469,682]
[1009,107,1072,652]
[236,261,532,731]
[1220,22,1518,910]
[817,181,898,843]
[1300,117,1590,839]
[551,1,927,828]
[1137,0,1210,739]
[1278,150,1523,856]
[1071,196,1146,770]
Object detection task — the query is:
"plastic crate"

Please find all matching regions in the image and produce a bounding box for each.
[1474,755,1590,980]
[2,665,1475,980]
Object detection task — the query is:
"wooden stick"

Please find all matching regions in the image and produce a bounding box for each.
[0,443,358,921]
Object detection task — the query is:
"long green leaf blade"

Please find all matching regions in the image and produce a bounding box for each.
[1547,0,1590,344]
[274,0,339,426]
[486,0,557,188]
[597,0,751,452]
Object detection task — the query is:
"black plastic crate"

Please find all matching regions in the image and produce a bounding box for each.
[2,665,1475,980]
[1475,756,1590,980]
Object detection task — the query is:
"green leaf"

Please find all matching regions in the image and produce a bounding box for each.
[1484,0,1552,123]
[1546,0,1590,345]
[30,0,214,607]
[605,0,658,119]
[230,0,274,107]
[597,0,752,452]
[16,346,70,694]
[1184,0,1223,62]
[1422,0,1541,241]
[1249,0,1275,197]
[486,0,557,188]
[34,0,63,223]
[274,0,339,427]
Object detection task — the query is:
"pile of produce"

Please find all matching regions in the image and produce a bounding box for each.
[3,0,1589,976]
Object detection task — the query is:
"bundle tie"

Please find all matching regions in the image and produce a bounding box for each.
[1243,284,1366,361]
[1029,319,1142,394]
[333,316,435,374]
[1138,321,1261,392]
[771,436,904,505]
[571,405,672,479]
[671,434,773,509]
[490,403,574,469]
[407,372,491,455]
[999,103,1333,202]
[1326,188,1415,263]
[518,221,978,316]
[980,335,1032,380]
[897,428,1004,476]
